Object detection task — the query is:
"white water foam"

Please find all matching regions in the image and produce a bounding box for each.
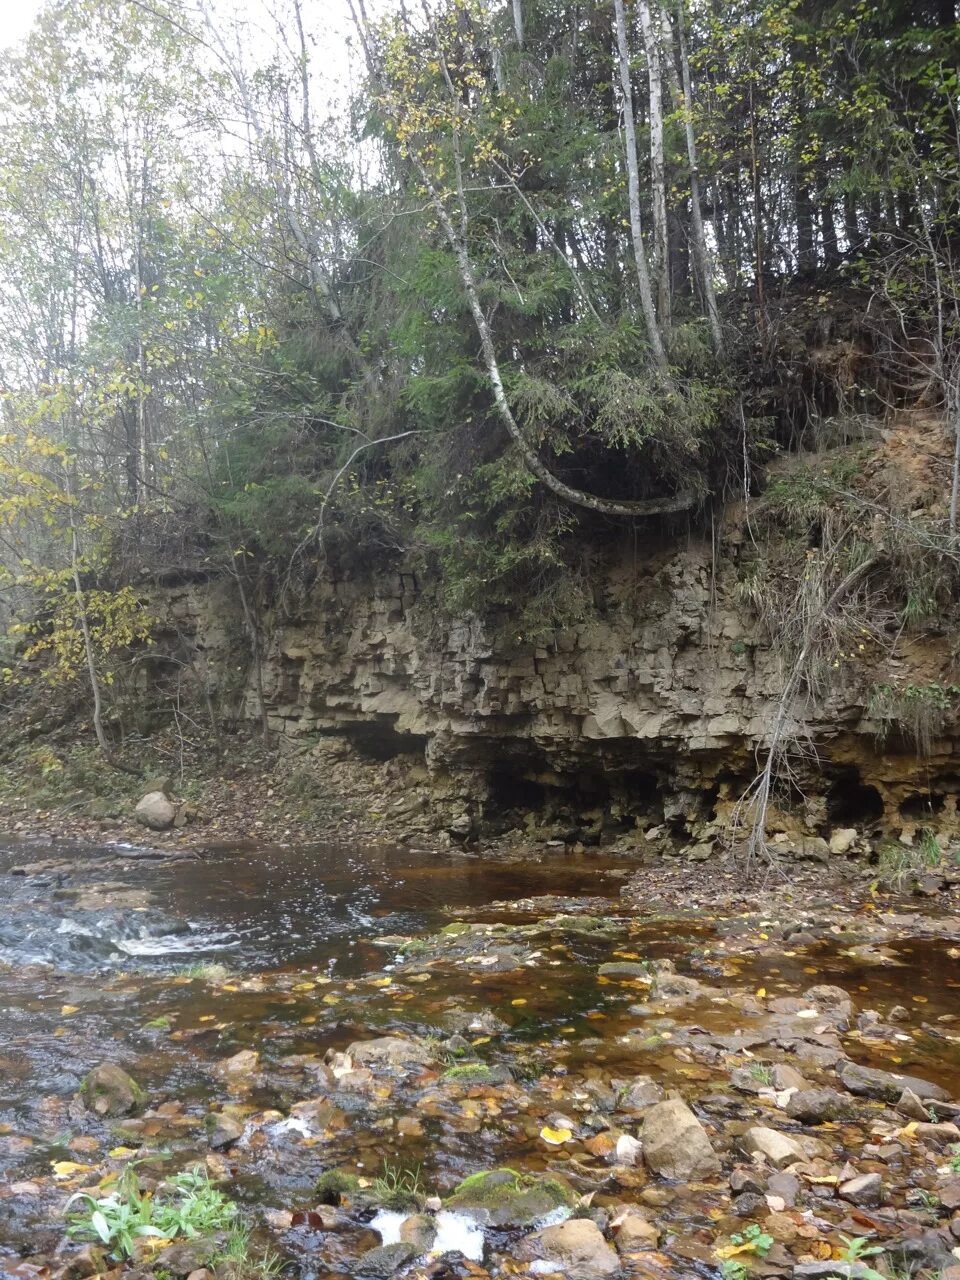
[370,1208,485,1262]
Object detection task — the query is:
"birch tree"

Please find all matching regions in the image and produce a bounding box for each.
[612,0,669,371]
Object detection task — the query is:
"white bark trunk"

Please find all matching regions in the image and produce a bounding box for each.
[674,0,724,354]
[414,154,690,515]
[638,0,671,338]
[612,0,668,371]
[512,0,523,47]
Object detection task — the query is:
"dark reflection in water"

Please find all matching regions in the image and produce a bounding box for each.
[0,837,627,974]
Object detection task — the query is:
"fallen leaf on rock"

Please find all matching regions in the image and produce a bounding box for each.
[540,1125,573,1145]
[60,1005,79,1016]
[51,1161,92,1177]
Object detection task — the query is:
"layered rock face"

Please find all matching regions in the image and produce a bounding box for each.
[157,529,958,846]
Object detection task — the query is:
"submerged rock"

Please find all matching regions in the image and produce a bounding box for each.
[356,1242,418,1276]
[343,1037,436,1069]
[839,1061,950,1102]
[785,1087,857,1123]
[205,1111,244,1149]
[641,1097,720,1180]
[79,1063,144,1116]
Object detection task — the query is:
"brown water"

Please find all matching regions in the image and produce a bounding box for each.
[2,835,960,1272]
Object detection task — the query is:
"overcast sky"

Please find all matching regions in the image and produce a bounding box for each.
[0,0,371,58]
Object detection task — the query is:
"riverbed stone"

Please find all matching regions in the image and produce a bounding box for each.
[742,1126,804,1168]
[641,1097,721,1180]
[445,1169,576,1226]
[522,1218,620,1277]
[767,1170,801,1207]
[79,1063,144,1116]
[839,1173,883,1206]
[839,1061,950,1102]
[913,1121,960,1147]
[599,962,651,979]
[134,790,178,831]
[356,1243,418,1277]
[785,1087,857,1123]
[205,1111,244,1149]
[154,1239,217,1277]
[343,1036,435,1069]
[804,984,855,1025]
[398,1214,437,1253]
[620,1075,664,1111]
[612,1208,659,1251]
[51,1245,105,1280]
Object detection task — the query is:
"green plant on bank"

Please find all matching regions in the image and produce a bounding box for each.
[868,682,960,757]
[371,1160,424,1211]
[65,1166,237,1259]
[876,835,943,890]
[214,1222,284,1279]
[835,1235,885,1280]
[728,1224,774,1258]
[440,1063,492,1083]
[748,1063,773,1086]
[909,1188,940,1210]
[720,1262,748,1280]
[949,1146,960,1173]
[916,827,942,867]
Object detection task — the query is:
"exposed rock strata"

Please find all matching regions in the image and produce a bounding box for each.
[155,534,959,844]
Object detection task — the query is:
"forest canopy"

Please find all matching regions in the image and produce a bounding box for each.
[0,0,956,693]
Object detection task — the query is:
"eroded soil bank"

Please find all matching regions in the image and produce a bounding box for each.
[3,837,960,1280]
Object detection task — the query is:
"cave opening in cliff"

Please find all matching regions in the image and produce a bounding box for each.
[341,721,428,762]
[826,772,884,825]
[486,769,548,815]
[899,792,945,820]
[484,763,660,842]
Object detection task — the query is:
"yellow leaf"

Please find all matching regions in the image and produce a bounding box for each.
[61,1004,79,1015]
[370,977,392,988]
[52,1160,92,1177]
[322,994,339,1005]
[756,988,766,998]
[108,1146,138,1158]
[511,998,527,1006]
[540,1125,573,1145]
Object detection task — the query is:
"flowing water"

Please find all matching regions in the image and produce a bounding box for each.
[2,834,960,1275]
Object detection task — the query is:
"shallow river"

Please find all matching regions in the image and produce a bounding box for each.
[2,835,960,1275]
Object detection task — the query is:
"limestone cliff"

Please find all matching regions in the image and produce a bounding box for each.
[156,505,959,851]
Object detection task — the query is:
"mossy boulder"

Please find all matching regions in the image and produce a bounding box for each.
[315,1169,362,1204]
[445,1168,576,1226]
[80,1063,144,1117]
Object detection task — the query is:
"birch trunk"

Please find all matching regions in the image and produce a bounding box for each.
[638,0,671,339]
[612,0,669,371]
[674,0,723,353]
[512,0,523,48]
